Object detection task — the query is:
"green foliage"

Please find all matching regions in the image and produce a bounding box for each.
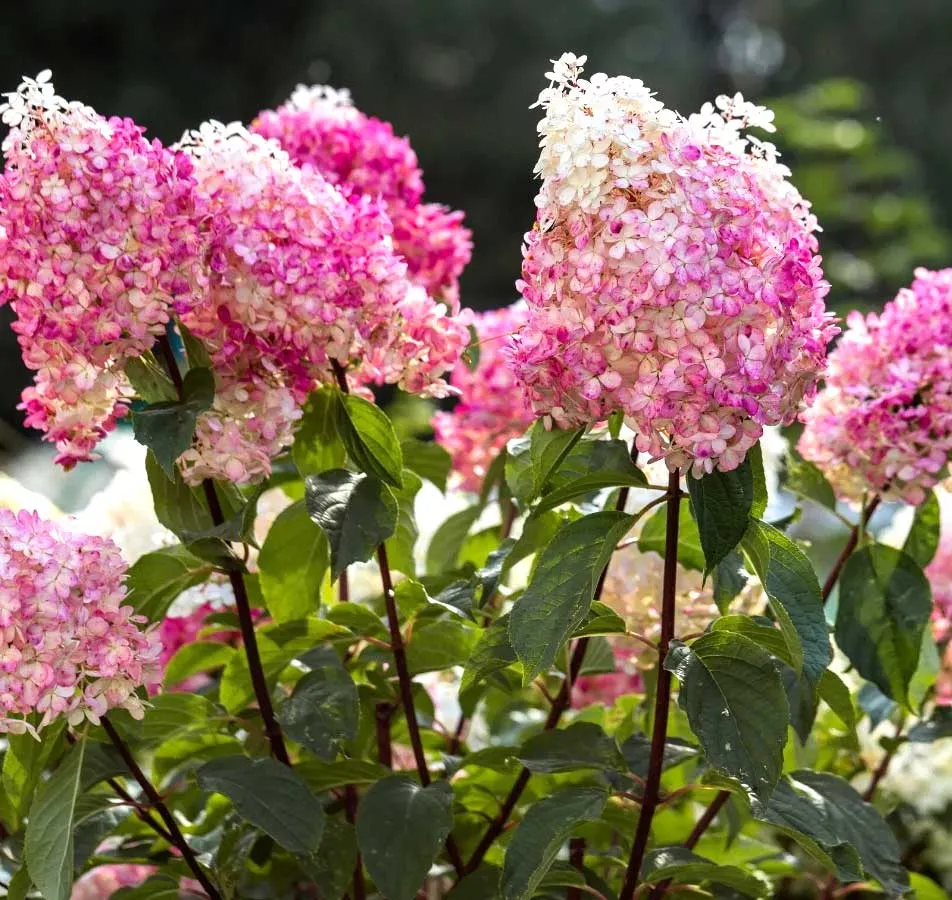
[335,393,405,488]
[356,776,454,900]
[836,544,932,705]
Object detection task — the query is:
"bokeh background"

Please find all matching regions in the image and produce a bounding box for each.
[1,0,951,475]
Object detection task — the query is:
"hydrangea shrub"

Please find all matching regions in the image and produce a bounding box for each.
[0,57,949,900]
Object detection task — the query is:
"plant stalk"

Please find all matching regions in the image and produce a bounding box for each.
[156,335,290,766]
[101,718,221,900]
[619,469,682,900]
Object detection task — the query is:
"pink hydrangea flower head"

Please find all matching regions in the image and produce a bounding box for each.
[433,302,535,491]
[252,84,472,305]
[0,508,161,735]
[509,54,836,477]
[573,645,643,706]
[928,523,952,646]
[799,268,952,505]
[0,71,207,467]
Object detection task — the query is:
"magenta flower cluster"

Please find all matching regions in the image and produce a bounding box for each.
[252,84,472,308]
[0,508,160,735]
[0,72,206,469]
[433,303,535,491]
[799,268,952,505]
[508,54,835,476]
[0,75,471,484]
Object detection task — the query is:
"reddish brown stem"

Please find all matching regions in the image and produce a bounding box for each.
[156,335,290,766]
[376,702,394,768]
[664,496,883,900]
[619,470,682,900]
[102,718,221,899]
[344,785,366,900]
[821,495,881,602]
[568,837,586,900]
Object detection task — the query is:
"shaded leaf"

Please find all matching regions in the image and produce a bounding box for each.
[509,511,632,682]
[293,388,346,476]
[124,546,210,623]
[518,722,626,774]
[401,438,452,492]
[665,633,788,802]
[784,457,836,510]
[305,470,397,581]
[836,544,932,705]
[278,662,359,760]
[197,755,325,855]
[164,641,236,689]
[639,502,705,572]
[462,616,518,693]
[336,393,404,488]
[904,489,941,568]
[641,848,767,897]
[505,421,584,504]
[357,775,454,900]
[425,507,481,575]
[687,457,755,574]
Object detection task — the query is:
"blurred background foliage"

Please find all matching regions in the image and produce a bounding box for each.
[1,0,951,456]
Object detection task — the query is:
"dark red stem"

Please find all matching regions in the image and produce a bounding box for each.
[619,470,682,900]
[568,837,586,900]
[156,335,290,766]
[102,718,221,899]
[344,785,366,900]
[821,495,881,602]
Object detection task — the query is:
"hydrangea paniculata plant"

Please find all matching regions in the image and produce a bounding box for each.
[509,54,836,476]
[0,507,160,735]
[799,267,952,504]
[0,72,206,467]
[433,302,535,491]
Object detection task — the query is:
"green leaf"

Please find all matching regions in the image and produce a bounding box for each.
[401,438,452,492]
[406,619,477,674]
[293,388,347,476]
[196,755,325,855]
[835,544,932,705]
[219,618,348,713]
[278,662,359,760]
[139,693,222,745]
[146,451,215,538]
[3,722,65,830]
[462,615,518,693]
[712,551,750,614]
[448,867,501,900]
[306,817,357,900]
[509,511,633,682]
[425,506,481,574]
[639,502,705,572]
[500,786,606,900]
[641,848,767,897]
[687,456,755,574]
[336,393,404,488]
[908,873,948,900]
[784,457,836,510]
[356,775,454,900]
[535,439,647,511]
[24,738,85,900]
[712,615,798,669]
[163,641,236,689]
[132,367,215,478]
[296,759,390,795]
[783,667,820,744]
[619,733,699,779]
[124,354,177,403]
[505,420,585,504]
[907,706,952,742]
[124,546,210,622]
[741,519,830,681]
[258,500,328,624]
[385,470,422,576]
[572,601,627,638]
[665,632,788,802]
[305,470,397,581]
[817,670,857,732]
[112,875,182,899]
[904,489,941,568]
[857,683,898,729]
[754,770,908,895]
[177,321,213,370]
[6,867,32,900]
[518,722,626,774]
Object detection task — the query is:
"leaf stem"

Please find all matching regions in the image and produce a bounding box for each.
[155,334,290,766]
[101,718,221,900]
[619,468,682,900]
[568,836,586,900]
[344,784,366,900]
[821,495,881,603]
